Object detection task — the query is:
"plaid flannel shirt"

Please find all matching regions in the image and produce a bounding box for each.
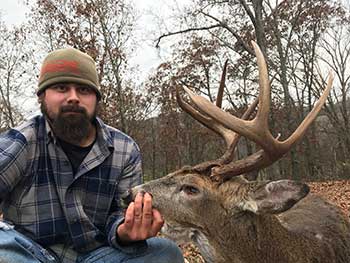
[0,115,143,261]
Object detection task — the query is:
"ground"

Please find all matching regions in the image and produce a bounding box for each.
[181,180,350,263]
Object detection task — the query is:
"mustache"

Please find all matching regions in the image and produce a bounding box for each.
[60,105,86,114]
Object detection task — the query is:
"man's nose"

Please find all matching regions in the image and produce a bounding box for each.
[66,88,80,103]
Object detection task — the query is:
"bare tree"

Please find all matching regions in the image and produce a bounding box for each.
[0,20,34,130]
[316,17,350,177]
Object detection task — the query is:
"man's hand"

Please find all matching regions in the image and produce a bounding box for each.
[117,192,164,244]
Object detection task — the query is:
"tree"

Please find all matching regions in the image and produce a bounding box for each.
[0,19,35,130]
[316,14,350,178]
[143,36,237,178]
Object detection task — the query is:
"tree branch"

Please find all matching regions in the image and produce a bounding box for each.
[200,11,255,55]
[155,24,222,48]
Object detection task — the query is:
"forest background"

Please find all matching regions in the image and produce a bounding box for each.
[1,0,350,184]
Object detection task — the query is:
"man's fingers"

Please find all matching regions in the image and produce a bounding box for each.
[118,193,164,241]
[133,192,143,227]
[117,201,135,241]
[123,202,135,230]
[151,208,164,235]
[141,193,153,229]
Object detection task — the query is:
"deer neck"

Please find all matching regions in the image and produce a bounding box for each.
[205,212,314,263]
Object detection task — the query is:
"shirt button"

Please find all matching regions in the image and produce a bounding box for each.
[71,218,79,224]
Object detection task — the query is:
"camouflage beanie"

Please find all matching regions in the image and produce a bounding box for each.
[37,47,101,100]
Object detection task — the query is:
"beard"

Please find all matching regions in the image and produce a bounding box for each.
[41,102,96,144]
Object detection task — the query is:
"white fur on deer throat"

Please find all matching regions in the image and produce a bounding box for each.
[161,222,217,263]
[239,200,259,213]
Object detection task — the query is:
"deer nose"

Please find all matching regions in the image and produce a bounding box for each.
[121,189,134,208]
[120,188,148,208]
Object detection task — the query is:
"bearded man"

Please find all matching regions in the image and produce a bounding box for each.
[0,48,184,263]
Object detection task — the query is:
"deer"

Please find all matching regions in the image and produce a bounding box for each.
[125,41,350,263]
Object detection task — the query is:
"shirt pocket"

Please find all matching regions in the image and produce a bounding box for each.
[83,178,117,226]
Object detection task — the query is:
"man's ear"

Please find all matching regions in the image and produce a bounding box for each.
[38,93,45,103]
[240,180,310,215]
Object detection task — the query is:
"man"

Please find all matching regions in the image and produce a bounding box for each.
[0,47,184,263]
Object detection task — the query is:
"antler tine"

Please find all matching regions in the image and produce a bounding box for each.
[223,96,259,157]
[183,41,333,182]
[216,59,229,108]
[252,41,270,131]
[282,72,333,148]
[241,96,259,120]
[176,87,235,146]
[176,59,237,147]
[217,96,259,165]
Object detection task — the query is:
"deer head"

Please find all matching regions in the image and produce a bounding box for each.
[126,41,347,263]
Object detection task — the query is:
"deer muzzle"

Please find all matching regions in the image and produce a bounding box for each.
[121,185,150,208]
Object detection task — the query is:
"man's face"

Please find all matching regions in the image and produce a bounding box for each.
[40,82,98,144]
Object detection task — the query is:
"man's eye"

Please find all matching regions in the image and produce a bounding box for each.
[53,85,67,92]
[78,86,93,94]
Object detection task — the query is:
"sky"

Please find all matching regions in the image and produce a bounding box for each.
[1,1,28,25]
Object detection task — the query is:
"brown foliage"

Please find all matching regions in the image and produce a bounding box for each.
[308,180,350,217]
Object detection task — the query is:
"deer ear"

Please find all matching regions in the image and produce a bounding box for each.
[242,180,310,214]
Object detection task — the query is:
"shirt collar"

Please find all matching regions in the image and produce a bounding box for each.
[95,117,114,148]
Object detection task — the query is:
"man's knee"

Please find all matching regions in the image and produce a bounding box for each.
[0,227,56,263]
[146,237,184,263]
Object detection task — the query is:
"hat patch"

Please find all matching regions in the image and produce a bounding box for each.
[41,60,80,76]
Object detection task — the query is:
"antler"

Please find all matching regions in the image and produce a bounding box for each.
[178,41,333,182]
[177,59,258,175]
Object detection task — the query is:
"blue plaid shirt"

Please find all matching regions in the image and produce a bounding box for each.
[0,115,143,260]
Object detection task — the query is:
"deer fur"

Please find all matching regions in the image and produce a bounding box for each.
[131,172,350,263]
[160,222,221,263]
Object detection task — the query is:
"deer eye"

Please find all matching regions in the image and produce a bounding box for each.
[181,185,200,195]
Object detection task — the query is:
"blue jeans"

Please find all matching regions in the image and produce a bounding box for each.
[0,223,184,263]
